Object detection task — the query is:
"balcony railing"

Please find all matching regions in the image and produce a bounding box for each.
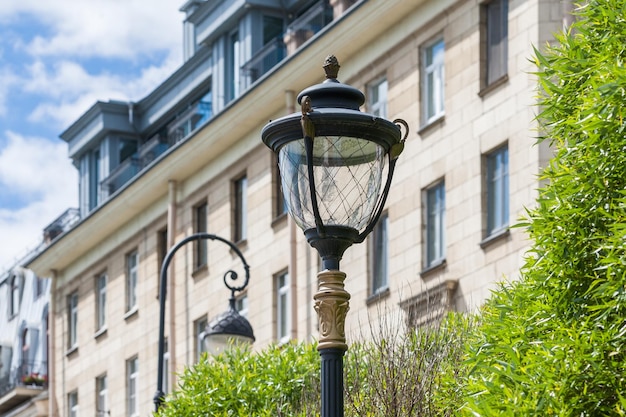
[242,38,286,84]
[0,361,48,399]
[166,100,212,144]
[101,157,141,196]
[43,208,80,242]
[286,1,333,37]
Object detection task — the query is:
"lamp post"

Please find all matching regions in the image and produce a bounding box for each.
[153,233,255,412]
[262,55,408,417]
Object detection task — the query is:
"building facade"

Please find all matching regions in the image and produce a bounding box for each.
[22,0,570,415]
[0,268,50,417]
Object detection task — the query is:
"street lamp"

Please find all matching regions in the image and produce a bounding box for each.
[262,55,408,417]
[153,233,255,412]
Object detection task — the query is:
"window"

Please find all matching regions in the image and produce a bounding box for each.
[486,145,509,236]
[194,316,208,362]
[368,77,388,118]
[229,30,240,100]
[96,375,108,416]
[274,159,287,218]
[126,251,138,312]
[9,274,20,316]
[157,228,167,298]
[162,339,170,395]
[481,0,508,87]
[235,294,248,318]
[424,181,446,268]
[194,202,208,268]
[68,292,78,349]
[127,356,138,417]
[370,213,389,295]
[35,276,45,299]
[233,176,248,242]
[422,37,445,125]
[89,148,101,210]
[96,274,107,331]
[68,391,79,417]
[275,271,290,344]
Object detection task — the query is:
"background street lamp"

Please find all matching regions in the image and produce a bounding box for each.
[153,233,254,412]
[262,55,408,417]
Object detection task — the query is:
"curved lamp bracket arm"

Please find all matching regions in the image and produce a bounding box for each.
[356,118,409,243]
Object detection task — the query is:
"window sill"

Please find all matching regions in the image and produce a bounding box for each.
[480,227,510,249]
[478,74,509,97]
[366,287,390,306]
[94,327,107,340]
[65,346,78,357]
[420,259,447,278]
[192,264,208,279]
[271,213,288,229]
[124,307,139,321]
[418,114,445,136]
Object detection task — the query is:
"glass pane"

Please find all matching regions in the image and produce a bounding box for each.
[278,136,386,231]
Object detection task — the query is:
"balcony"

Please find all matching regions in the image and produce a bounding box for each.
[242,38,286,84]
[166,100,212,145]
[284,1,333,54]
[101,156,141,196]
[0,361,47,413]
[43,208,80,243]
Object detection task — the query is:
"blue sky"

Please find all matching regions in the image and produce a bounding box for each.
[0,0,184,270]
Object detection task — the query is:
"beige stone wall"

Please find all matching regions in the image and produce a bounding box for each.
[46,0,566,415]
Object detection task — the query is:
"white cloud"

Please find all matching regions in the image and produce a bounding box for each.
[25,55,181,129]
[0,0,182,60]
[0,131,77,270]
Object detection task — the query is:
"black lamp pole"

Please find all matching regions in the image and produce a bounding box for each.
[153,233,253,412]
[262,55,408,417]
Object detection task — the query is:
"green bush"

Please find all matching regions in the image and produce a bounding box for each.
[155,342,319,417]
[460,1,626,415]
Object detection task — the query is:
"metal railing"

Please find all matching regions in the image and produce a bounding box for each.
[242,38,286,84]
[0,361,48,398]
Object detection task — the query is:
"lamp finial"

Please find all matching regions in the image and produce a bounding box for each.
[323,55,340,80]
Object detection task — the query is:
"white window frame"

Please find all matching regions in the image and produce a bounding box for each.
[275,271,291,344]
[421,37,445,125]
[368,77,388,119]
[126,251,138,312]
[68,292,78,349]
[194,202,208,268]
[195,316,208,362]
[486,145,509,236]
[127,357,138,417]
[236,294,249,319]
[96,374,108,417]
[96,274,107,331]
[68,391,79,417]
[424,181,446,268]
[370,213,389,295]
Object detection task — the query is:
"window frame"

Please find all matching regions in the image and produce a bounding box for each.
[480,0,509,90]
[127,356,139,417]
[9,274,20,317]
[367,76,388,119]
[233,175,248,243]
[370,212,390,297]
[194,316,208,362]
[95,273,107,332]
[424,180,446,269]
[125,250,139,313]
[275,270,291,344]
[96,374,108,417]
[235,293,249,318]
[421,36,445,126]
[485,144,510,237]
[68,292,78,349]
[194,201,208,269]
[68,390,79,417]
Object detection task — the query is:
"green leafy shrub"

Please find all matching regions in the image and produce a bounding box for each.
[461,1,626,414]
[155,342,319,417]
